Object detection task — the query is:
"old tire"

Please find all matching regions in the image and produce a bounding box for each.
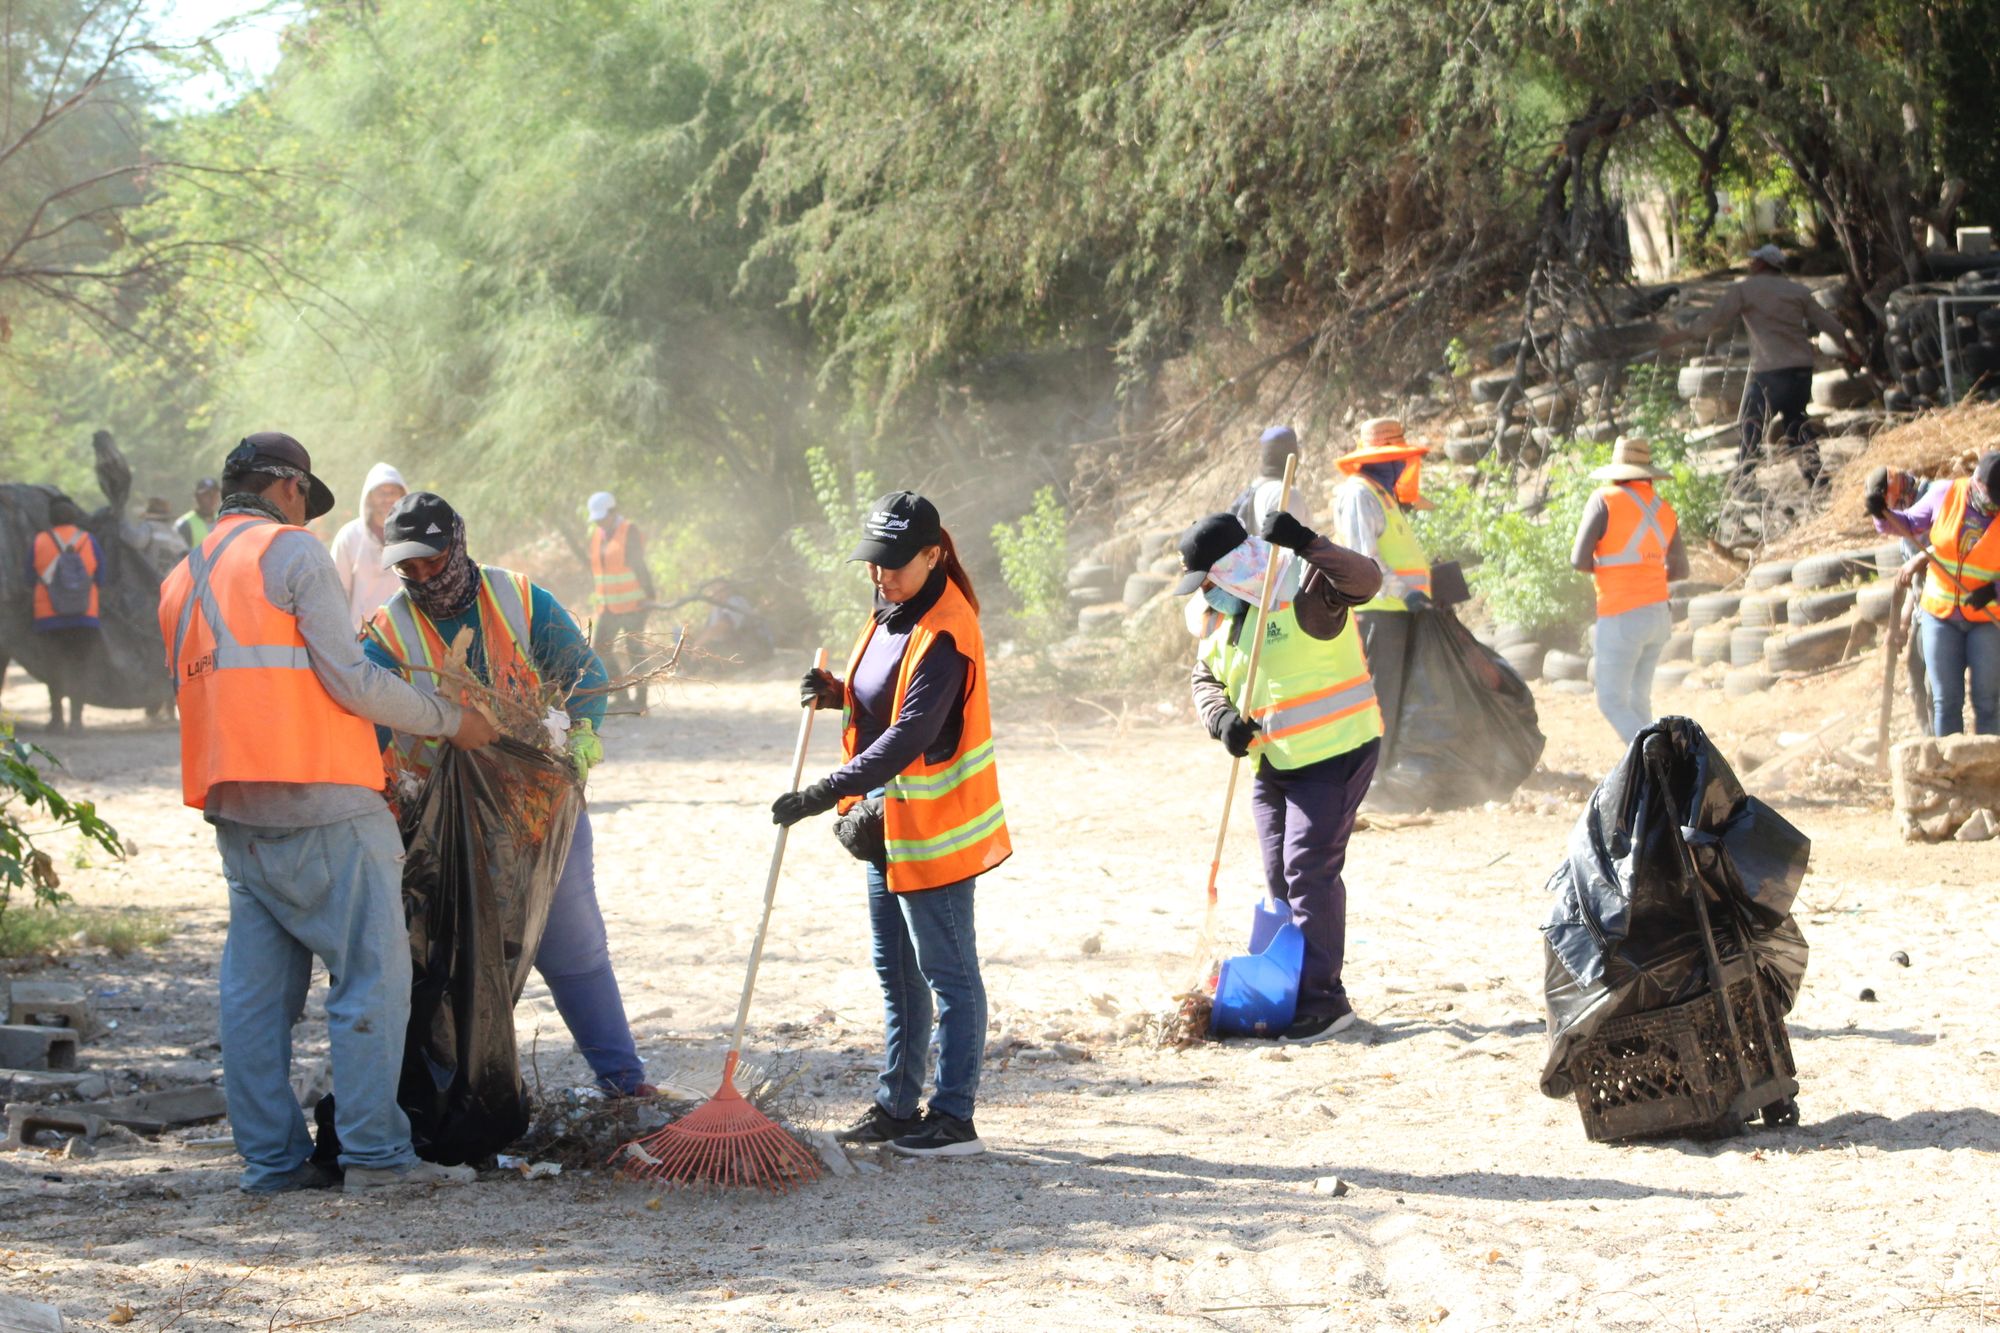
[1764,621,1855,673]
[1122,572,1172,608]
[1787,588,1858,625]
[1724,666,1774,698]
[1747,560,1796,591]
[1068,561,1115,592]
[1686,592,1743,629]
[1661,631,1694,663]
[1729,624,1769,667]
[1812,369,1877,410]
[1444,437,1492,465]
[1543,649,1590,682]
[1856,581,1897,625]
[1873,542,1907,577]
[1655,662,1695,691]
[1791,552,1859,590]
[1739,593,1789,629]
[1490,623,1537,650]
[1692,623,1734,667]
[1497,641,1545,681]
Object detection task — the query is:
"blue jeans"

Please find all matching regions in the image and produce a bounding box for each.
[216,809,415,1189]
[866,863,986,1122]
[1593,603,1673,742]
[1918,611,2000,736]
[535,809,646,1093]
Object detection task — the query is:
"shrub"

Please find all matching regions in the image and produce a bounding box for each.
[0,727,123,924]
[990,486,1071,645]
[787,446,879,643]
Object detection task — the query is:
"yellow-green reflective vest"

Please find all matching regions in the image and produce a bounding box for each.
[1348,476,1431,613]
[1198,595,1383,771]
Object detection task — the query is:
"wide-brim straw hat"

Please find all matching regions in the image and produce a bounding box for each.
[1591,435,1671,481]
[1336,417,1427,473]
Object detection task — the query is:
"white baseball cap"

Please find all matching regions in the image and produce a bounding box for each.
[587,491,616,521]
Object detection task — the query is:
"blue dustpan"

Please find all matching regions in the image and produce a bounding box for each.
[1209,898,1305,1038]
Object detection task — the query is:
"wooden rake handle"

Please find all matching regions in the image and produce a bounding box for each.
[727,647,829,1056]
[1202,452,1297,908]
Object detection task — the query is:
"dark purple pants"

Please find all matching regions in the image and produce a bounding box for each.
[1249,739,1380,1018]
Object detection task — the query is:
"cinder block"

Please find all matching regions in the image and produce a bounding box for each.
[0,1025,78,1072]
[81,1085,227,1133]
[2,1102,103,1151]
[6,981,102,1042]
[0,1290,66,1332]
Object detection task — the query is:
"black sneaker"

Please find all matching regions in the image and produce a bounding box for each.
[836,1103,922,1145]
[1284,1006,1358,1045]
[888,1112,985,1158]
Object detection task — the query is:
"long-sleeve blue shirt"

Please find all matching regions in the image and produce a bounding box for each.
[361,580,609,746]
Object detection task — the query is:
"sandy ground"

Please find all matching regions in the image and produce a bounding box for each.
[2,654,1997,1333]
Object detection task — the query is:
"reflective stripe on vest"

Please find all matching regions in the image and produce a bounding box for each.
[839,580,1012,893]
[589,520,644,614]
[1350,477,1431,612]
[1199,591,1383,770]
[1919,479,2000,624]
[31,526,100,624]
[366,567,538,781]
[1591,483,1677,618]
[157,514,384,809]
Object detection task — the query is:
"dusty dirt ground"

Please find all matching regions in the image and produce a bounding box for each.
[2,652,1997,1332]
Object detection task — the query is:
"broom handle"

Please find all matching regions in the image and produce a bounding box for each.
[1201,453,1298,909]
[728,646,829,1056]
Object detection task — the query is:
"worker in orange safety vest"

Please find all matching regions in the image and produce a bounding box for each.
[585,490,657,710]
[159,432,499,1195]
[1570,436,1691,742]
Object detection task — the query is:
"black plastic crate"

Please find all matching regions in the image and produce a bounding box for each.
[1571,961,1797,1142]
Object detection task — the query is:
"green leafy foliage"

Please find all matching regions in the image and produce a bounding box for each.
[0,726,124,920]
[990,487,1071,646]
[788,447,878,642]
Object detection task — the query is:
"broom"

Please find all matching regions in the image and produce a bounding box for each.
[615,649,830,1192]
[1187,453,1298,991]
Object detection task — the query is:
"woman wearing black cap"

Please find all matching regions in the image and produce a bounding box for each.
[771,491,1011,1157]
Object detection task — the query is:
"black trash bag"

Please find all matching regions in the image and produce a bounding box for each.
[314,738,582,1166]
[1367,605,1545,812]
[1539,716,1810,1097]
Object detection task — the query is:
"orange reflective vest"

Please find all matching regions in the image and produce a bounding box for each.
[1591,483,1678,618]
[31,525,101,625]
[839,580,1011,893]
[365,567,538,784]
[1919,479,2000,624]
[589,519,644,615]
[158,514,384,810]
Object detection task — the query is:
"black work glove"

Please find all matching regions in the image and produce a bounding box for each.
[800,668,843,710]
[1863,466,1890,518]
[1258,510,1318,553]
[1967,582,1998,611]
[772,779,840,827]
[1213,708,1262,758]
[1403,589,1433,612]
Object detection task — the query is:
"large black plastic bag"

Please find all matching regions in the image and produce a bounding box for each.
[398,738,583,1163]
[1367,605,1545,812]
[1539,716,1810,1097]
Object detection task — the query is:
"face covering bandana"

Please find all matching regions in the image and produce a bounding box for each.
[1203,586,1249,618]
[402,515,481,621]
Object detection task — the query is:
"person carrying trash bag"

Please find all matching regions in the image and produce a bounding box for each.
[774,491,1010,1158]
[1330,418,1431,764]
[1178,507,1385,1041]
[362,491,656,1097]
[1570,437,1691,742]
[159,433,500,1195]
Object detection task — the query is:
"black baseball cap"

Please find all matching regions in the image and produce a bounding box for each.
[221,431,336,521]
[1172,512,1249,595]
[379,491,460,568]
[848,491,944,567]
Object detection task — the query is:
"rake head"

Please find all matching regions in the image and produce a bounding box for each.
[611,1052,822,1194]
